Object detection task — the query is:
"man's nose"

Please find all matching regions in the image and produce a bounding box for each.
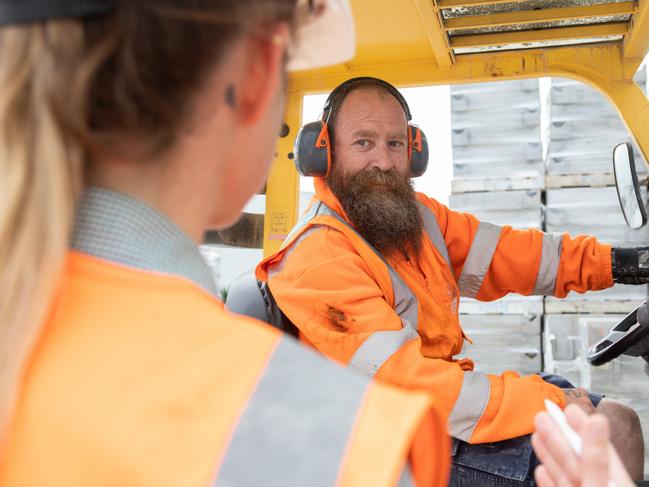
[369,144,395,172]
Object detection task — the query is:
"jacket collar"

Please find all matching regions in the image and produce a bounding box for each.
[71,186,218,296]
[313,177,350,222]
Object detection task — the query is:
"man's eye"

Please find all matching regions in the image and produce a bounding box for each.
[389,140,405,148]
[354,139,371,147]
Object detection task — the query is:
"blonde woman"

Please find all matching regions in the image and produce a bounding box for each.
[0,1,450,486]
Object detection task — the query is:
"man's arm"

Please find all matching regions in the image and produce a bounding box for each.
[266,225,565,443]
[423,196,614,301]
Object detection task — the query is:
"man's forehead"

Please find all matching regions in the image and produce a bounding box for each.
[337,88,408,125]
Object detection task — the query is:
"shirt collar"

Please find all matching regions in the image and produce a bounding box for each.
[71,187,218,296]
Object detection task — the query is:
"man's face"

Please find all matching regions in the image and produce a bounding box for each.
[326,86,423,257]
[331,87,410,178]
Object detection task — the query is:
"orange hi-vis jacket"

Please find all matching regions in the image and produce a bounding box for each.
[257,178,614,445]
[0,252,450,487]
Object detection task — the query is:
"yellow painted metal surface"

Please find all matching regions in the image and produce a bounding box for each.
[262,91,303,257]
[625,0,649,65]
[414,0,454,67]
[445,2,636,31]
[261,0,649,253]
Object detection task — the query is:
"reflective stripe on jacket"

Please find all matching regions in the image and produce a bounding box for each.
[0,252,450,487]
[257,178,613,443]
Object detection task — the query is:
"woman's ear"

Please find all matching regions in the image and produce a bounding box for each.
[237,23,290,126]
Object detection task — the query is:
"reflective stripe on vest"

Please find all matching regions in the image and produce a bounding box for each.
[417,201,451,268]
[214,337,369,487]
[447,371,491,442]
[396,465,416,487]
[533,232,563,295]
[457,222,502,299]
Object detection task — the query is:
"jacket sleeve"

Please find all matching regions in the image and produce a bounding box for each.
[266,225,566,443]
[424,197,614,301]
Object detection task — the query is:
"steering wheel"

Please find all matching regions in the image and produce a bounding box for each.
[587,300,649,366]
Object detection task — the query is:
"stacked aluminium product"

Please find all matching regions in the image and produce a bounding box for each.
[544,71,648,313]
[450,79,544,376]
[543,73,649,474]
[451,79,544,194]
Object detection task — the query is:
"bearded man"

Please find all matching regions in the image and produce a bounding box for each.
[256,77,646,485]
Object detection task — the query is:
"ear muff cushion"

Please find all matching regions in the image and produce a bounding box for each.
[409,126,429,178]
[294,121,331,177]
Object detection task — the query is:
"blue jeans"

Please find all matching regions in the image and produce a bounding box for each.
[448,373,603,487]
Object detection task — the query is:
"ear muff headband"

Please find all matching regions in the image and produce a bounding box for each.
[322,76,413,122]
[0,0,116,26]
[294,77,429,178]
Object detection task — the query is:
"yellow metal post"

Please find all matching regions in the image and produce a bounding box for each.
[589,79,649,169]
[263,91,303,256]
[624,0,649,67]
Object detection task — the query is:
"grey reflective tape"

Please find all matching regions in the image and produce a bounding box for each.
[281,201,323,248]
[417,202,451,269]
[457,222,502,298]
[533,232,563,296]
[448,371,491,442]
[388,267,419,331]
[267,226,323,281]
[396,464,416,487]
[349,326,419,377]
[215,337,369,487]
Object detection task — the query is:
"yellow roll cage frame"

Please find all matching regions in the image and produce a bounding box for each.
[263,0,649,255]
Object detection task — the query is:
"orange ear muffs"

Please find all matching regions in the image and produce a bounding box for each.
[294,121,332,177]
[409,124,429,177]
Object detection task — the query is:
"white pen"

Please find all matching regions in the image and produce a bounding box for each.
[544,399,617,487]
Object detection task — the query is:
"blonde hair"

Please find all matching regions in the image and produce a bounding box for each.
[0,1,297,436]
[0,19,117,436]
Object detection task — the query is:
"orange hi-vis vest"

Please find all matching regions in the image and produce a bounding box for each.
[0,252,450,487]
[257,178,614,444]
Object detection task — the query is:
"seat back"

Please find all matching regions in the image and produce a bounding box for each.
[225,271,299,338]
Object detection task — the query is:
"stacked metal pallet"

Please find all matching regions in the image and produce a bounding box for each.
[542,74,649,473]
[450,79,544,376]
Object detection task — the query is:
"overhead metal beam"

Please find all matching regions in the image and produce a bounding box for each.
[446,2,636,31]
[624,0,649,65]
[438,0,526,8]
[450,23,628,49]
[414,0,454,68]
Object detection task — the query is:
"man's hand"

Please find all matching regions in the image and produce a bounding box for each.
[531,404,634,487]
[612,247,649,284]
[563,388,597,415]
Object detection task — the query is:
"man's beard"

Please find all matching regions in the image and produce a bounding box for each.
[327,166,423,257]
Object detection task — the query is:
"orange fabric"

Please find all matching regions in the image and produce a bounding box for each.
[258,178,613,443]
[0,252,449,487]
[339,382,450,487]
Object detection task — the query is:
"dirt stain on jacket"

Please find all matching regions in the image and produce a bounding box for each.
[326,306,349,332]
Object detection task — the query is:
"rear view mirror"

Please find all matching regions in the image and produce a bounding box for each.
[613,142,647,229]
